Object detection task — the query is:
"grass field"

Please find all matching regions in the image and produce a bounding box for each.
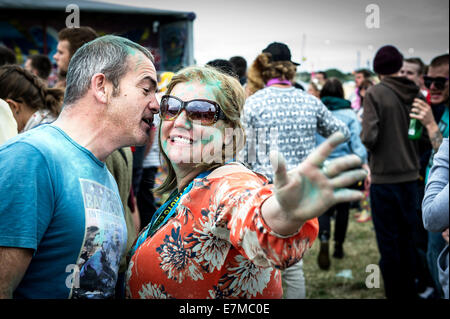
[301,209,386,299]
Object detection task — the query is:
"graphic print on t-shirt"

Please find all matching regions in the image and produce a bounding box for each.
[71,178,126,299]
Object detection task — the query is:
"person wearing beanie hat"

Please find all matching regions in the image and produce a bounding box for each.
[373,45,404,76]
[360,45,426,299]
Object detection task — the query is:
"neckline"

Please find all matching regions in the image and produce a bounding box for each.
[266,78,292,87]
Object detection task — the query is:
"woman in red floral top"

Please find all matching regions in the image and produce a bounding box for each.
[126,66,367,299]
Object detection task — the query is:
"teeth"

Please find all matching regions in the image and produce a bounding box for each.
[173,136,192,144]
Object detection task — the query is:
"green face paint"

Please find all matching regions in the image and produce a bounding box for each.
[125,46,138,56]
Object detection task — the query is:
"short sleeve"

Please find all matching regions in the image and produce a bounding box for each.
[211,173,319,270]
[0,142,54,250]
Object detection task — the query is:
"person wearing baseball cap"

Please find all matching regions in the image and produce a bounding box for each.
[360,44,426,299]
[262,42,300,66]
[242,42,350,299]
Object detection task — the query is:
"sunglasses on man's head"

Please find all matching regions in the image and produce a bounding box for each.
[159,95,226,125]
[423,76,449,90]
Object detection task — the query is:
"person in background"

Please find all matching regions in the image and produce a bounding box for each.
[137,71,175,230]
[411,53,449,298]
[307,81,321,98]
[206,59,237,77]
[355,79,374,122]
[241,42,349,299]
[400,57,428,97]
[350,69,372,112]
[316,78,369,270]
[53,26,98,88]
[0,47,19,144]
[361,44,423,299]
[106,146,140,299]
[422,138,449,299]
[0,46,16,66]
[312,71,327,90]
[25,54,52,83]
[126,65,366,299]
[0,65,63,132]
[229,56,247,85]
[0,98,17,144]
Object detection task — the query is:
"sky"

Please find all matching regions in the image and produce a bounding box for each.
[96,0,449,73]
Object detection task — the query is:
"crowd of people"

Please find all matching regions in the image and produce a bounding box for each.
[0,26,448,300]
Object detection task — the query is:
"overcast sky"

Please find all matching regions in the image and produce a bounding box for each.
[97,0,449,73]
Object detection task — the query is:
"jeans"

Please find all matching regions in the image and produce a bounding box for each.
[427,231,447,297]
[281,260,305,299]
[370,181,420,299]
[318,202,350,244]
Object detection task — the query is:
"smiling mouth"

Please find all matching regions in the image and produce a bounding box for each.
[170,135,193,145]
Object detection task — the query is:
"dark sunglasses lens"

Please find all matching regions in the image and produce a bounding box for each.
[186,101,217,123]
[424,77,447,90]
[161,97,181,119]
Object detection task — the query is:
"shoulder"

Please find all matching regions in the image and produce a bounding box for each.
[206,162,269,187]
[208,162,257,179]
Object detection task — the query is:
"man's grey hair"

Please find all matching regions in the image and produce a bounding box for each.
[64,35,154,105]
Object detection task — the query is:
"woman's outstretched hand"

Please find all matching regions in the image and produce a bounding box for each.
[262,132,368,235]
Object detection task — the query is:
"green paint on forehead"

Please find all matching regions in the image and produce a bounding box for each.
[125,46,138,56]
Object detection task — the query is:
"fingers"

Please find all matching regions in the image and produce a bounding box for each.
[333,188,365,204]
[322,154,362,178]
[270,150,289,188]
[329,169,368,188]
[307,131,347,167]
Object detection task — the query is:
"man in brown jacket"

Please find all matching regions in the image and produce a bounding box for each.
[361,45,422,299]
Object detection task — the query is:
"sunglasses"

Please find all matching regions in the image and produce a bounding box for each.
[160,95,226,125]
[423,76,449,90]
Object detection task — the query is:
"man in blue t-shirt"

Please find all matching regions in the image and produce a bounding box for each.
[0,35,159,299]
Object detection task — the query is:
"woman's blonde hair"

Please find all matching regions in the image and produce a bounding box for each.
[246,52,297,96]
[155,65,246,195]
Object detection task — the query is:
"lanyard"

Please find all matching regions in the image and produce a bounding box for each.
[129,170,211,257]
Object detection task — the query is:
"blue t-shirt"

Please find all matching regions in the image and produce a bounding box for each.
[0,125,127,299]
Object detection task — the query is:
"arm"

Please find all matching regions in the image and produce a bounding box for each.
[261,132,367,235]
[410,98,443,152]
[0,247,33,298]
[0,142,54,297]
[422,139,449,232]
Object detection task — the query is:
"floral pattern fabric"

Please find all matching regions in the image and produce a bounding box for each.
[126,171,318,299]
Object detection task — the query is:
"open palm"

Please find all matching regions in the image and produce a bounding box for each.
[270,132,367,223]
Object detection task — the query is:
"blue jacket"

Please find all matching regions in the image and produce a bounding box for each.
[316,96,368,163]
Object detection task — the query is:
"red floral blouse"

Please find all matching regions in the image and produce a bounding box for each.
[126,171,318,299]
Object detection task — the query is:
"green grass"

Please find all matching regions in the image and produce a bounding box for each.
[300,209,386,299]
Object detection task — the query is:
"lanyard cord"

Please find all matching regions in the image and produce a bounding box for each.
[129,170,211,257]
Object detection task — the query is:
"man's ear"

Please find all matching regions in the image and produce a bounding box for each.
[90,73,109,104]
[5,98,21,115]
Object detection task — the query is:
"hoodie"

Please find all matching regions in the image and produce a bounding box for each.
[361,76,421,184]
